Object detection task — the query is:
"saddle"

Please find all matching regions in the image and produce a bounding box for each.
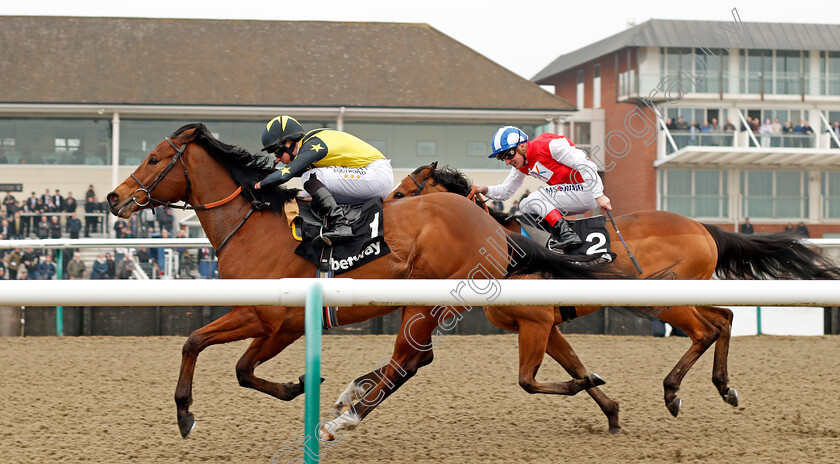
[516,213,615,262]
[292,197,390,275]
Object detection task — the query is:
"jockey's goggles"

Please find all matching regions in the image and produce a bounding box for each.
[494,147,517,161]
[265,143,292,157]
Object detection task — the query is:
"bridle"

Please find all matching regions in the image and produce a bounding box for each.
[128,136,250,255]
[408,167,489,213]
[407,172,431,196]
[130,137,242,211]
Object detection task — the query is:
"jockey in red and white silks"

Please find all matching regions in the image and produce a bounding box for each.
[475,126,612,250]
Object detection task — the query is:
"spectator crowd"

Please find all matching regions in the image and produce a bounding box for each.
[663,116,838,149]
[1,183,202,281]
[1,184,108,240]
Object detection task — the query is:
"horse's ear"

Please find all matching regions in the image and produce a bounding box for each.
[175,125,202,144]
[429,161,438,172]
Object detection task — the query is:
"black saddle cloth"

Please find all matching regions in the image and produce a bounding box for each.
[294,197,390,275]
[517,213,612,257]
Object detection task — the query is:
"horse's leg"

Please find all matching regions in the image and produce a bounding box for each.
[175,306,275,438]
[654,305,720,417]
[695,305,738,407]
[321,306,437,440]
[545,326,620,433]
[333,367,390,415]
[235,329,307,400]
[515,319,595,395]
[332,306,436,416]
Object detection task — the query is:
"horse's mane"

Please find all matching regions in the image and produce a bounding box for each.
[427,165,514,226]
[172,123,299,214]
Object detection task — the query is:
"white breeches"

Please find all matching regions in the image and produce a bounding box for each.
[519,184,598,218]
[300,159,394,203]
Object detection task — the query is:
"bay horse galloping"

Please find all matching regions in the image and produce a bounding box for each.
[389,162,840,417]
[106,124,620,440]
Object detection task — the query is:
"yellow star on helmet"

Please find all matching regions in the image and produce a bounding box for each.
[280,167,291,174]
[310,143,324,152]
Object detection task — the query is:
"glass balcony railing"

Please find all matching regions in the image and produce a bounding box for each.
[664,131,819,155]
[741,71,810,95]
[666,131,736,154]
[620,70,840,98]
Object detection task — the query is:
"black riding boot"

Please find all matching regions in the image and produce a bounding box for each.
[549,218,582,251]
[304,177,353,247]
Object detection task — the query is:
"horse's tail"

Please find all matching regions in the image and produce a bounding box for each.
[701,223,840,280]
[505,233,620,280]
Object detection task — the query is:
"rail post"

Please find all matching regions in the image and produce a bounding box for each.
[304,282,323,463]
[56,249,64,336]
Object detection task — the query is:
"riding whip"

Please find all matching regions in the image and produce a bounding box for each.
[606,210,643,275]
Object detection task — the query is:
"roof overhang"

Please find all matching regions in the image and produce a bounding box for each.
[654,146,840,169]
[0,103,573,124]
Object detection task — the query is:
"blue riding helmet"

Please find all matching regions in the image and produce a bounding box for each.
[489,126,528,159]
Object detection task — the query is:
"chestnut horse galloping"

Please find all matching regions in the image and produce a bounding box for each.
[389,162,840,418]
[107,124,619,439]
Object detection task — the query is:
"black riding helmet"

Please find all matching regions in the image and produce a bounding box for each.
[261,115,305,156]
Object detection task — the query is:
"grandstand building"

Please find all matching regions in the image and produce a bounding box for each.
[0,16,571,231]
[533,19,840,235]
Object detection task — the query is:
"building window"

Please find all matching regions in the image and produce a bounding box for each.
[660,169,728,218]
[741,170,808,219]
[0,137,15,164]
[742,49,772,94]
[120,119,271,166]
[416,141,436,156]
[742,50,808,95]
[573,122,591,146]
[593,64,601,108]
[0,118,111,165]
[576,70,585,109]
[54,138,80,153]
[775,50,805,95]
[662,47,693,93]
[822,172,840,219]
[695,48,729,94]
[661,47,729,94]
[467,142,486,157]
[821,51,840,96]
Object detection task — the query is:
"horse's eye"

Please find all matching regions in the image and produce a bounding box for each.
[393,192,404,199]
[149,156,159,165]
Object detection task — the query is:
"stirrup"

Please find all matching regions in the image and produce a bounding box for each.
[313,225,352,247]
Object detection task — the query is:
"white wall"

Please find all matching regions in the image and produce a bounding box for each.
[728,306,825,336]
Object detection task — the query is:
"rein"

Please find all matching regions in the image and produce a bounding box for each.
[130,137,258,255]
[467,186,490,214]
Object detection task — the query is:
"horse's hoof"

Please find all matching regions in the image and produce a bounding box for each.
[724,388,739,407]
[586,373,606,388]
[608,426,621,435]
[178,413,196,438]
[666,398,682,417]
[299,374,326,386]
[318,427,338,442]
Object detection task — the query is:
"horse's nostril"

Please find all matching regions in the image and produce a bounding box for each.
[107,192,119,206]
